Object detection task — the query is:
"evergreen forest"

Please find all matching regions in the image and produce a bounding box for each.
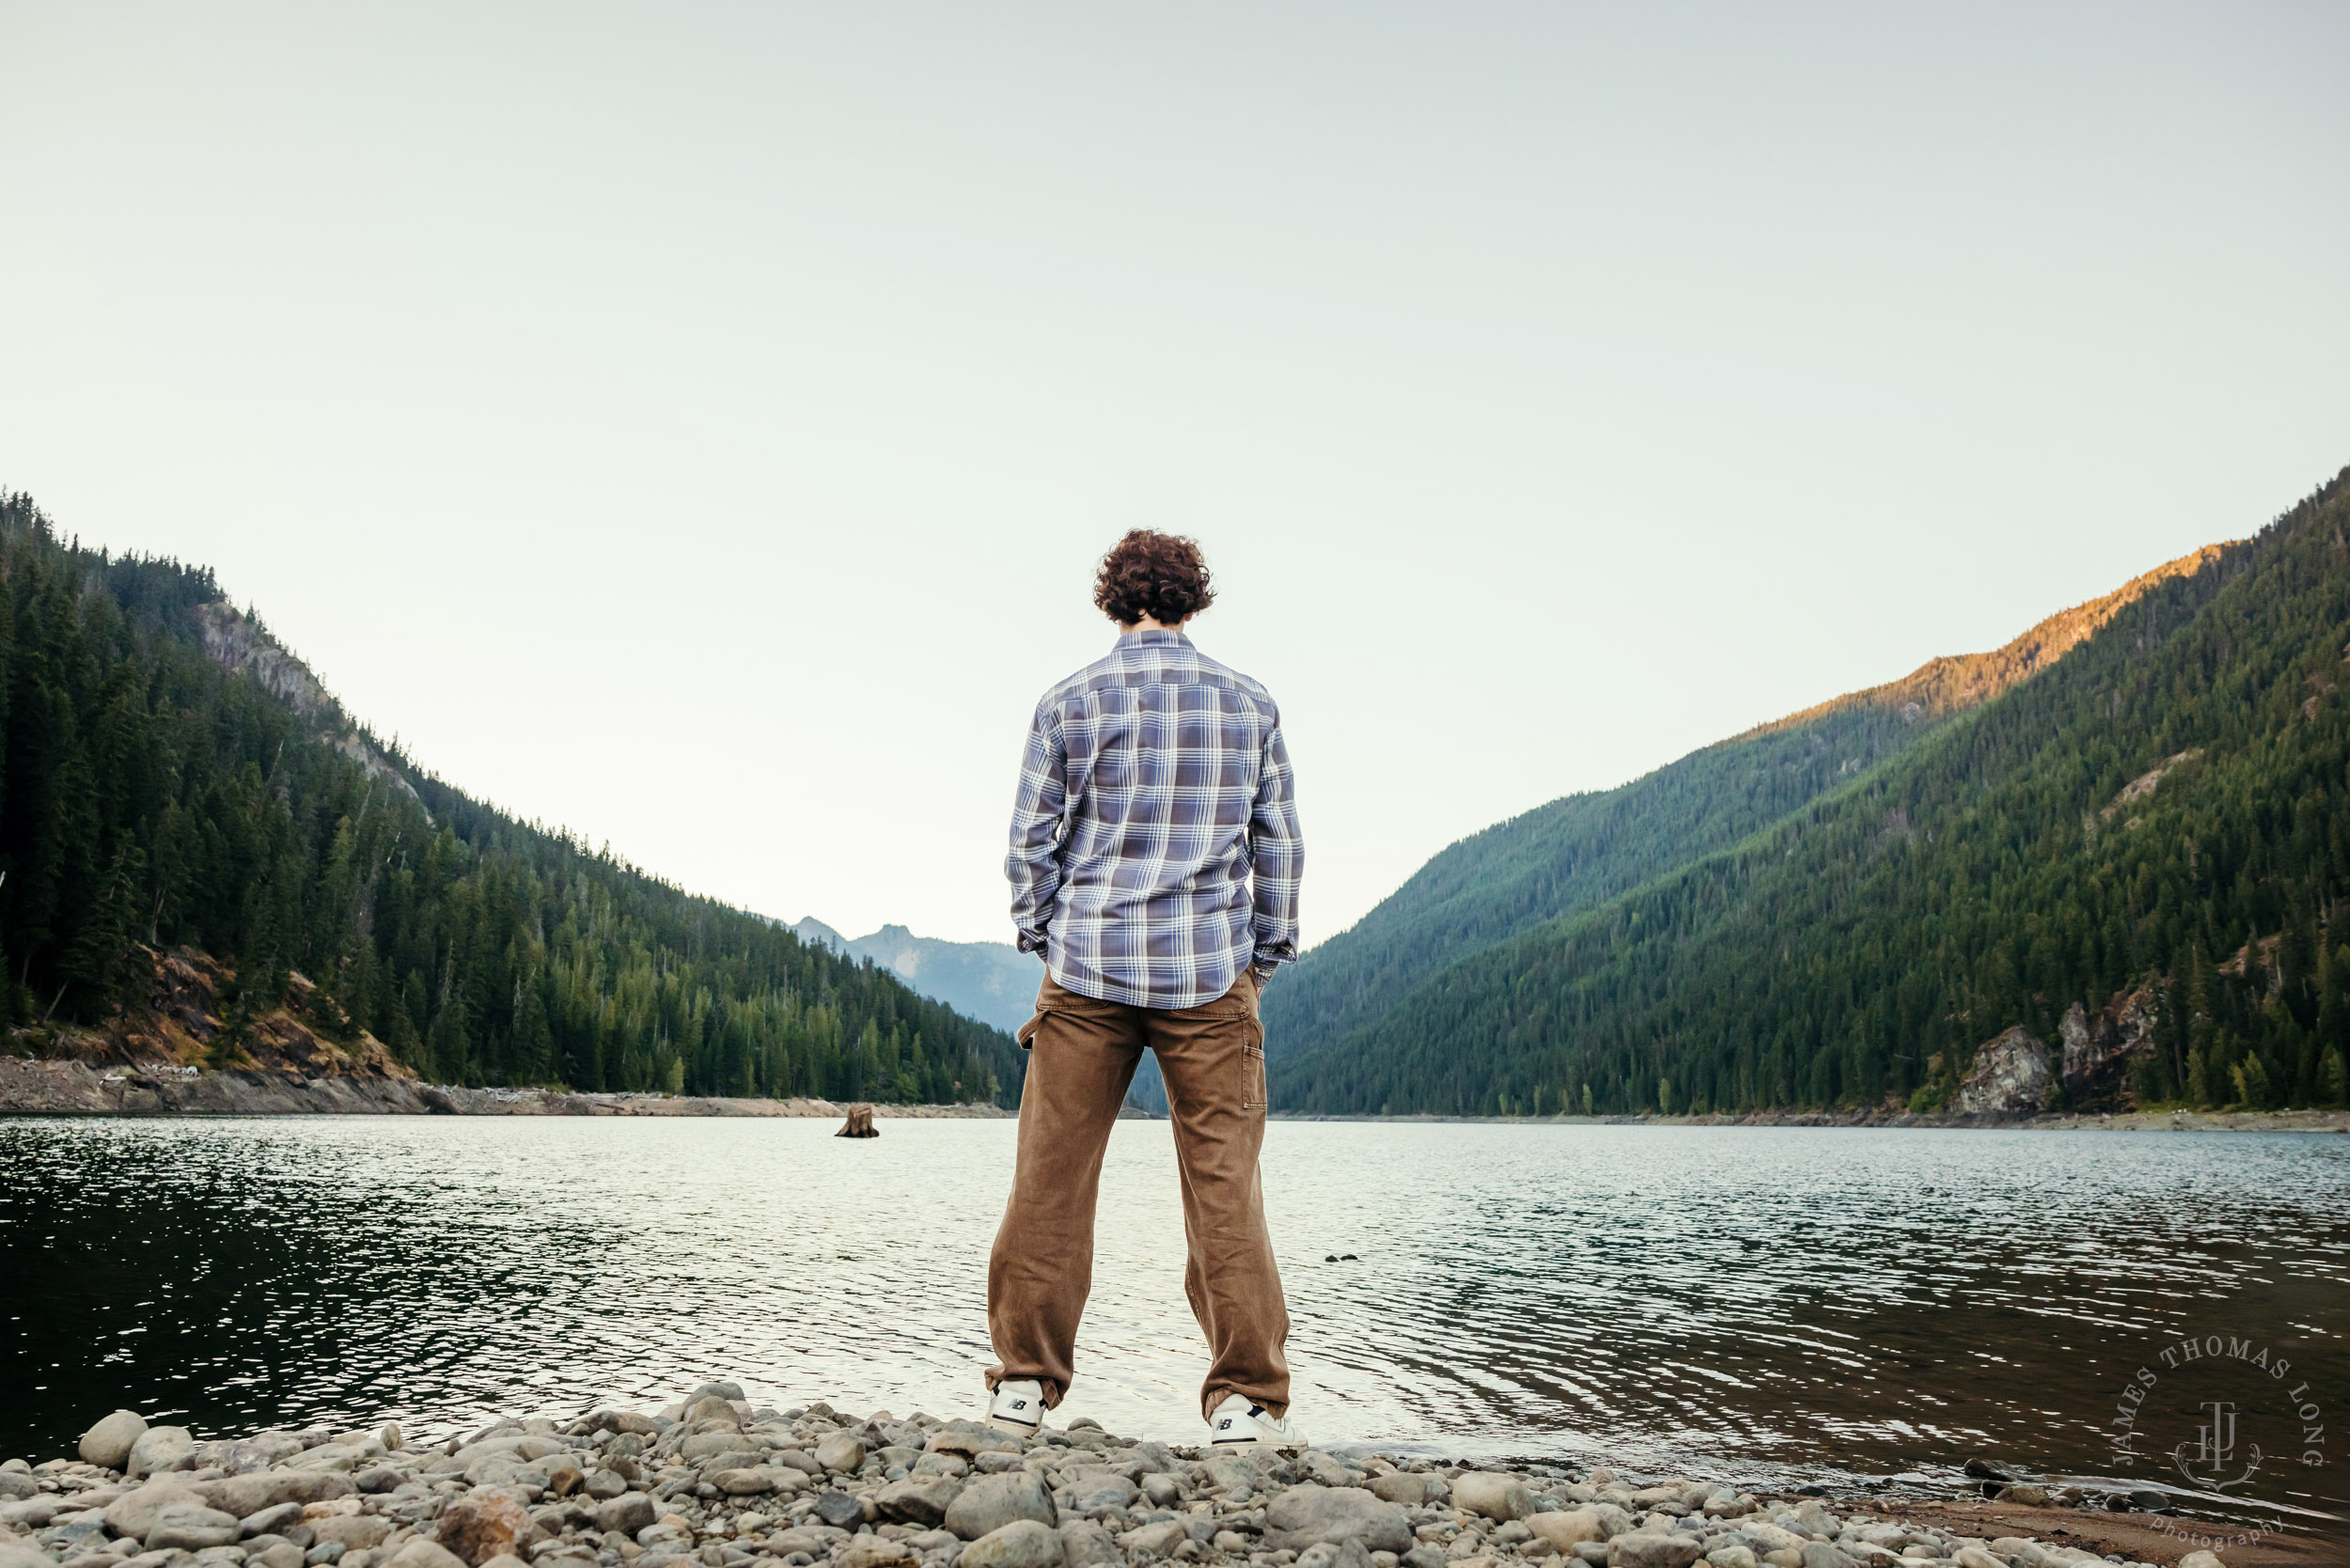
[0,494,1022,1106]
[1273,470,2350,1117]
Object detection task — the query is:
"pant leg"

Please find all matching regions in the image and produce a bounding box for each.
[985,974,1145,1408]
[1146,969,1292,1420]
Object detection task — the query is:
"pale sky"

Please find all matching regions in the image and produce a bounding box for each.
[3,3,2345,947]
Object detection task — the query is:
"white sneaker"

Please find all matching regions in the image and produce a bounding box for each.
[1207,1392,1307,1450]
[987,1378,1046,1437]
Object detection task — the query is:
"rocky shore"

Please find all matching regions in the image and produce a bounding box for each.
[3,1055,2333,1132]
[0,1060,1009,1121]
[0,1396,2277,1568]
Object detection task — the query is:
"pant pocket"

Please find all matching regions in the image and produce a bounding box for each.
[1242,1021,1265,1110]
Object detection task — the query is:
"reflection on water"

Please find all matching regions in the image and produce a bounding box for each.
[3,1118,2343,1516]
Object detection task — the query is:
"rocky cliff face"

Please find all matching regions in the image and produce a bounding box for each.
[1956,1026,2053,1113]
[2058,984,2158,1108]
[1957,983,2162,1114]
[9,946,409,1083]
[193,601,427,815]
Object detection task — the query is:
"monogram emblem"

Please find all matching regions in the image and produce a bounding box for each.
[2173,1400,2263,1491]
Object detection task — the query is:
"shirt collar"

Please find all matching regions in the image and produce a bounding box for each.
[1117,627,1193,651]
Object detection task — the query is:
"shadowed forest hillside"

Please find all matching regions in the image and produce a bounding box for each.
[0,494,1021,1106]
[1275,469,2350,1117]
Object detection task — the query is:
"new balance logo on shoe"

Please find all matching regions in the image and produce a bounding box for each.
[1208,1394,1303,1449]
[987,1378,1046,1436]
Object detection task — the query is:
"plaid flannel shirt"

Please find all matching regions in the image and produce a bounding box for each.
[1006,628,1303,1010]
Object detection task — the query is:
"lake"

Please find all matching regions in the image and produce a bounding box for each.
[4,1118,2344,1530]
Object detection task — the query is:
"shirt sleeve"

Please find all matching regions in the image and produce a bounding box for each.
[1006,698,1069,956]
[1247,713,1303,972]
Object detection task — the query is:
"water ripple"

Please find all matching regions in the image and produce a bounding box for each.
[2,1118,2343,1515]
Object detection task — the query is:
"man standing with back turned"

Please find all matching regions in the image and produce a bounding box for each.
[985,529,1305,1449]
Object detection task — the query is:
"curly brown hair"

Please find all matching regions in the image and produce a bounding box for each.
[1092,529,1215,626]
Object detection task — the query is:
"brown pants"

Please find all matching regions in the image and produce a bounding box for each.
[985,969,1291,1421]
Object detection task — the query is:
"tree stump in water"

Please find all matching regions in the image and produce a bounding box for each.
[837,1103,879,1137]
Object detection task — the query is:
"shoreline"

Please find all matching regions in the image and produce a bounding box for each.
[0,1058,1010,1121]
[2,1058,2340,1132]
[4,1392,2316,1568]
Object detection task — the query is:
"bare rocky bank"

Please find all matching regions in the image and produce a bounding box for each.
[2,1394,2291,1568]
[0,1059,1007,1121]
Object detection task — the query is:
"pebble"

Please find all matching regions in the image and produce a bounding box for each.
[127,1432,196,1482]
[958,1522,1061,1568]
[0,1390,2190,1568]
[942,1474,1055,1542]
[76,1416,149,1473]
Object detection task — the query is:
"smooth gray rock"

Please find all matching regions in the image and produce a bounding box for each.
[200,1437,306,1477]
[0,1542,53,1568]
[1703,1547,1758,1568]
[813,1436,866,1475]
[195,1473,356,1519]
[1788,1505,1837,1540]
[310,1517,390,1551]
[127,1429,196,1481]
[148,1504,244,1551]
[242,1505,309,1540]
[1366,1475,1432,1508]
[1262,1487,1411,1555]
[944,1472,1057,1541]
[766,1528,847,1560]
[106,1484,207,1541]
[384,1541,469,1568]
[1796,1546,1856,1568]
[1061,1466,1136,1513]
[595,1495,656,1536]
[1526,1512,1610,1552]
[1118,1520,1189,1558]
[1452,1474,1537,1524]
[82,1411,151,1470]
[957,1521,1062,1568]
[1295,1539,1374,1568]
[834,1538,914,1568]
[1606,1534,1701,1568]
[873,1476,963,1529]
[1199,1456,1263,1497]
[679,1434,756,1462]
[1058,1520,1122,1568]
[1298,1454,1363,1491]
[814,1492,865,1529]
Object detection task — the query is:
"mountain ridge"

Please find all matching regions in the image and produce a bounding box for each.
[0,493,1024,1107]
[1274,467,2350,1117]
[787,918,1040,1036]
[1261,541,2234,1069]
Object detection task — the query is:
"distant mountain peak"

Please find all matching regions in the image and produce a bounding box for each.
[193,601,430,819]
[1762,542,2231,738]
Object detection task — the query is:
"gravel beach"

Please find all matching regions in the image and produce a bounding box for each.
[0,1391,2283,1568]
